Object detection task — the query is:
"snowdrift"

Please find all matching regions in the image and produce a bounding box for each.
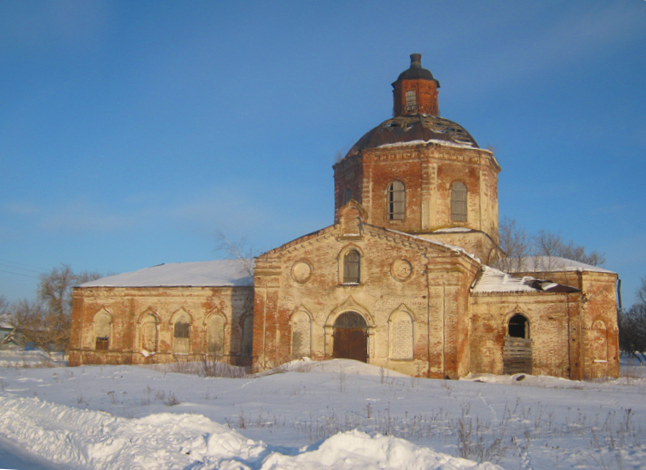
[0,395,500,470]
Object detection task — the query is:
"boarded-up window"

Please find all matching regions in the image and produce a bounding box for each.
[390,312,413,360]
[591,320,608,361]
[207,315,225,357]
[241,316,253,357]
[292,311,311,358]
[94,311,111,351]
[343,250,360,284]
[142,314,158,352]
[451,182,467,222]
[405,90,417,113]
[174,314,190,354]
[388,181,405,220]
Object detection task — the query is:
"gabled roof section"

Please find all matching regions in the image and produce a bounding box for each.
[387,229,481,263]
[259,218,481,267]
[78,259,254,288]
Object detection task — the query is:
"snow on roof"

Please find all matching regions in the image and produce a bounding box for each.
[471,266,579,294]
[387,228,481,263]
[377,138,478,150]
[432,227,473,233]
[496,256,614,274]
[79,259,254,288]
[471,266,538,293]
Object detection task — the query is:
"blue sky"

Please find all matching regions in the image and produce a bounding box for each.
[1,0,645,305]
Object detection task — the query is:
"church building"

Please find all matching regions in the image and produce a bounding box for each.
[69,54,620,380]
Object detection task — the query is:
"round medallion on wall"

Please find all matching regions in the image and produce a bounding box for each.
[391,259,413,281]
[292,261,312,283]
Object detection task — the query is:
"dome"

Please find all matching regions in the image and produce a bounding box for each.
[394,53,440,86]
[345,114,479,158]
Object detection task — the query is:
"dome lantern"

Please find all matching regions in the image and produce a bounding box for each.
[392,53,440,116]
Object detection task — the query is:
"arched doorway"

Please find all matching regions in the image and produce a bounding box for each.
[503,314,532,375]
[333,312,368,362]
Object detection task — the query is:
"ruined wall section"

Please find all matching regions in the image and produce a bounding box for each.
[69,285,253,367]
[333,153,363,222]
[579,272,620,379]
[469,291,585,378]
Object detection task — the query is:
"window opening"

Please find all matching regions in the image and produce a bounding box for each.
[343,250,360,284]
[174,316,190,354]
[451,181,467,222]
[388,181,405,220]
[95,312,111,351]
[405,90,417,113]
[508,314,529,339]
[344,187,353,204]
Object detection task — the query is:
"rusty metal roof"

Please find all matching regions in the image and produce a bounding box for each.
[344,114,479,158]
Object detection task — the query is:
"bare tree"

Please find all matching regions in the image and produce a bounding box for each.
[215,231,256,277]
[497,219,605,273]
[532,230,605,266]
[619,277,646,362]
[497,217,531,272]
[34,265,102,353]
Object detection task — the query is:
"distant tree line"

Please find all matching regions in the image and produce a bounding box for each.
[0,264,101,356]
[619,277,646,362]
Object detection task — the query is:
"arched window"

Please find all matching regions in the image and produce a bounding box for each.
[343,250,361,284]
[173,313,191,354]
[344,187,353,204]
[389,311,413,360]
[241,315,253,357]
[388,181,405,220]
[451,181,467,222]
[291,311,312,358]
[405,90,417,113]
[508,314,529,339]
[94,311,111,351]
[207,314,225,357]
[142,314,158,352]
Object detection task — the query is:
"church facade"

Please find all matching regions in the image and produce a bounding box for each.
[69,55,619,379]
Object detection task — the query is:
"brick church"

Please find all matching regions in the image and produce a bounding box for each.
[69,54,620,379]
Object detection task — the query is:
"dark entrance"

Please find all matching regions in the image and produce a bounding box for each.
[333,312,368,362]
[503,314,532,375]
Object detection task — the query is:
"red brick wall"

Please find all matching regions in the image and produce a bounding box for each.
[392,79,439,116]
[69,286,253,367]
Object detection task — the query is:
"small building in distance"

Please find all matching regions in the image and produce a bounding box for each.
[69,54,619,380]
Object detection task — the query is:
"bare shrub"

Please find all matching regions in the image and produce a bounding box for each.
[165,392,180,406]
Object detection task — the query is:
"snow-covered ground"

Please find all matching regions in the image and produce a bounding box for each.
[0,352,644,469]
